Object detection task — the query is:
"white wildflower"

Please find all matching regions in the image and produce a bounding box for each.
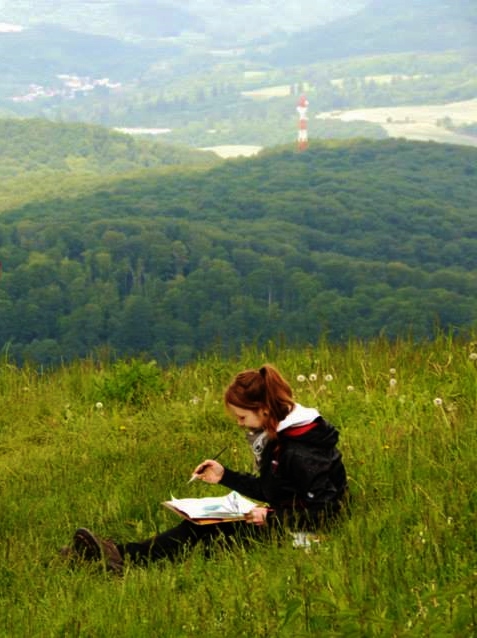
[309,373,317,382]
[324,374,333,382]
[389,378,397,387]
[296,374,306,383]
[346,385,355,392]
[469,352,477,361]
[389,367,396,375]
[433,397,443,407]
[95,401,104,410]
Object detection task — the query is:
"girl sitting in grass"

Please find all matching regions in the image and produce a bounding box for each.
[66,363,348,572]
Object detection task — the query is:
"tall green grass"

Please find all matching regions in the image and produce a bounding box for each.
[0,335,475,637]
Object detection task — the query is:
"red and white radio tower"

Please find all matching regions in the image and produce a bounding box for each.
[296,94,309,151]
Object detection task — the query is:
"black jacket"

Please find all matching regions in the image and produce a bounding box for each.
[220,416,348,529]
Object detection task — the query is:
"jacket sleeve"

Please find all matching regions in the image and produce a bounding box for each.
[219,467,267,503]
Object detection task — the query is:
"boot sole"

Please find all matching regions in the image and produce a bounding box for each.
[73,527,102,561]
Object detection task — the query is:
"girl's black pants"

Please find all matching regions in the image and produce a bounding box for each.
[116,519,271,564]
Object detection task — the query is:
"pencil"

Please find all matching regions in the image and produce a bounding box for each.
[188,446,228,483]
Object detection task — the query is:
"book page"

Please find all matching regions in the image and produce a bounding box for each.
[163,491,257,520]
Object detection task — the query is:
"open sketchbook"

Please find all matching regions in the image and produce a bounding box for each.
[163,491,257,525]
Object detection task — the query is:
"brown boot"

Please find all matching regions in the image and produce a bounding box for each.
[73,527,124,573]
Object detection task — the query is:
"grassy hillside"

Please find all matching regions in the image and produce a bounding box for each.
[0,336,475,636]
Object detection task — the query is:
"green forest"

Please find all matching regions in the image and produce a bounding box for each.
[0,119,218,178]
[0,120,476,366]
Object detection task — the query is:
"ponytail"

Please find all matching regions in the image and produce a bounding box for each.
[224,364,294,438]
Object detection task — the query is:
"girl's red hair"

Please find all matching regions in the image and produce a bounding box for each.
[224,364,294,439]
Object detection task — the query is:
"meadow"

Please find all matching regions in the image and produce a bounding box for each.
[0,334,475,637]
[316,98,477,148]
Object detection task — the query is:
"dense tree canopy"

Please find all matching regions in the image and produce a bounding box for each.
[0,119,217,178]
[0,132,476,366]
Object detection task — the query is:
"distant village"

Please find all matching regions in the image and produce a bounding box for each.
[11,74,122,103]
[1,22,123,104]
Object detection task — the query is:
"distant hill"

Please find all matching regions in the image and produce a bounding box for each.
[0,119,218,178]
[0,24,179,94]
[0,0,367,44]
[1,138,476,365]
[269,0,477,65]
[114,2,204,38]
[0,1,475,156]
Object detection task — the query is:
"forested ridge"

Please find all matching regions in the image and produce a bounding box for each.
[0,119,218,178]
[0,134,476,365]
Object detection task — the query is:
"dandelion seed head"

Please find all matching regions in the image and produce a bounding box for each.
[95,401,104,410]
[389,367,396,375]
[296,374,306,383]
[469,352,477,361]
[346,385,355,392]
[309,373,317,382]
[433,397,443,406]
[324,374,333,382]
[389,378,397,387]
[190,396,201,405]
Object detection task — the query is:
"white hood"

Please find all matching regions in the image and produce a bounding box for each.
[277,403,320,433]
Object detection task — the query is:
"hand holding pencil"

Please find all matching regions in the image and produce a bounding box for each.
[188,446,227,484]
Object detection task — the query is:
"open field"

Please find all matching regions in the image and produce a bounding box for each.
[113,127,172,136]
[330,74,431,88]
[316,98,477,146]
[241,84,292,100]
[0,336,476,636]
[199,144,263,158]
